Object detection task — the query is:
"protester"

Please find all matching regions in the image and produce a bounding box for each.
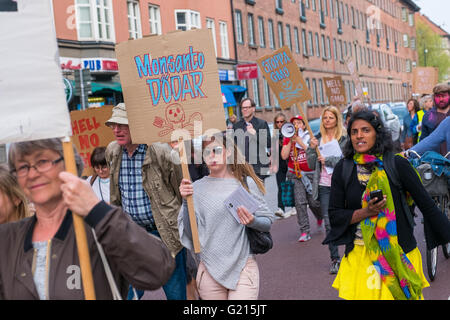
[233,98,271,181]
[178,132,273,300]
[105,103,187,300]
[0,138,175,299]
[324,111,450,300]
[0,164,30,224]
[421,84,450,154]
[401,99,420,150]
[272,112,292,218]
[86,147,110,203]
[281,115,322,242]
[420,94,434,112]
[307,106,348,274]
[411,95,433,142]
[227,114,237,129]
[410,116,450,156]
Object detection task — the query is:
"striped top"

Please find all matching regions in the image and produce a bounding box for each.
[178,176,274,290]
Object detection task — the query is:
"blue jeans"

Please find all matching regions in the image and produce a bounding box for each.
[319,185,340,261]
[127,229,187,300]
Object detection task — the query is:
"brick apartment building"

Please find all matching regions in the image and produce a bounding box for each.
[233,0,420,122]
[53,0,236,110]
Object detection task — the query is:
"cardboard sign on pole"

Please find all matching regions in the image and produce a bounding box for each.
[115,28,226,145]
[413,67,439,95]
[70,106,116,177]
[323,76,347,106]
[344,56,364,102]
[256,46,312,110]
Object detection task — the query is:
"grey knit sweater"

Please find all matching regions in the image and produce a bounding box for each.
[177,176,274,290]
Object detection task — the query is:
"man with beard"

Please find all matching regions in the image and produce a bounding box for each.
[421,83,450,155]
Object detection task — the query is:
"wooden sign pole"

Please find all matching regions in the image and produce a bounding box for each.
[178,137,201,253]
[62,137,96,300]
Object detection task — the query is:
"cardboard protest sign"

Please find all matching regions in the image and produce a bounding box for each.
[323,76,347,106]
[344,56,364,101]
[0,0,71,143]
[115,29,226,144]
[413,67,438,95]
[70,106,115,177]
[257,46,311,109]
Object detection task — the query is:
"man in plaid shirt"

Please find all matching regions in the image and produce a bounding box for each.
[105,103,186,300]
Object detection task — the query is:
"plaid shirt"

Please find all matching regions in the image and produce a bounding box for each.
[119,144,156,229]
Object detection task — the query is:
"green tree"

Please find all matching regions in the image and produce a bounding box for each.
[416,19,450,82]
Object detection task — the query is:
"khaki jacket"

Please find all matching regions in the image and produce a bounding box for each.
[105,141,183,256]
[0,202,175,300]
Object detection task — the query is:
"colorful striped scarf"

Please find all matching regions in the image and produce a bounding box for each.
[354,153,423,300]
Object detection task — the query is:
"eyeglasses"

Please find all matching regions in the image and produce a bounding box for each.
[203,146,224,157]
[13,157,64,177]
[107,123,128,130]
[276,120,286,124]
[94,165,108,171]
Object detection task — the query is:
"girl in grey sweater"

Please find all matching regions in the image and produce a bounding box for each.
[178,133,274,300]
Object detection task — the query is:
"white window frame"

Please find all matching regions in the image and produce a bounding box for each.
[128,0,142,39]
[268,19,275,49]
[252,79,260,107]
[258,16,266,48]
[248,13,255,46]
[206,18,217,56]
[175,9,201,31]
[219,21,230,59]
[294,27,300,54]
[148,3,162,35]
[235,10,243,44]
[75,0,115,42]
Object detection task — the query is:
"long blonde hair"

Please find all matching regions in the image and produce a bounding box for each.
[0,164,30,223]
[203,133,266,194]
[319,106,345,143]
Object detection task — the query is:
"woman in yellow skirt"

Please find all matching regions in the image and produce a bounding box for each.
[324,111,450,300]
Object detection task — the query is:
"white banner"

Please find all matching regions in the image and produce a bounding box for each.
[0,0,71,144]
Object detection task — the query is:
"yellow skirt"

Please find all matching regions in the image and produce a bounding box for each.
[332,244,430,300]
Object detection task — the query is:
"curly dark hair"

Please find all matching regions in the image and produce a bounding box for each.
[343,110,394,158]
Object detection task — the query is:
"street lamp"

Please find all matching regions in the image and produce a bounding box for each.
[424,48,428,67]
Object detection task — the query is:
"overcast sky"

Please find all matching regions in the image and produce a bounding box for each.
[414,0,450,33]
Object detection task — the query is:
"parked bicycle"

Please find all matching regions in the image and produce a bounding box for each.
[407,150,450,281]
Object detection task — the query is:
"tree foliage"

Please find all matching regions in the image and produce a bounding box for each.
[416,19,450,82]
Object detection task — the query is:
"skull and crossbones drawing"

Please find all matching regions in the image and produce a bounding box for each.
[153,103,203,138]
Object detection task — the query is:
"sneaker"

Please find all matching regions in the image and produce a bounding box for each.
[329,259,340,274]
[298,233,311,242]
[275,208,285,217]
[287,208,297,216]
[317,219,323,227]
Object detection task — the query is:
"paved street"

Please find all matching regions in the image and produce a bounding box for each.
[144,174,450,300]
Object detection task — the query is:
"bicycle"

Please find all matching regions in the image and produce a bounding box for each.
[407,150,450,281]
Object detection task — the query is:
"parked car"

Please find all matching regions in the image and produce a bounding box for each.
[370,103,401,143]
[390,102,408,131]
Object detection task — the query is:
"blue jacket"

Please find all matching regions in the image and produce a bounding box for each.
[411,116,450,155]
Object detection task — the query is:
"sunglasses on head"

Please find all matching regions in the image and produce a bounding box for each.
[204,146,224,157]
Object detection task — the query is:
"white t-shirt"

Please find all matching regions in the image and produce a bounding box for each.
[87,176,110,203]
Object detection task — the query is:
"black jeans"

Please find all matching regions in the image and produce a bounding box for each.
[319,185,340,261]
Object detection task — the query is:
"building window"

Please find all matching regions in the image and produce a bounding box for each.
[206,19,217,56]
[235,10,244,44]
[148,4,161,35]
[128,1,142,39]
[258,17,266,47]
[315,32,320,57]
[294,27,300,53]
[301,29,308,55]
[76,0,114,41]
[305,78,311,105]
[219,21,230,59]
[408,13,414,27]
[326,36,331,58]
[263,79,271,106]
[401,7,407,22]
[403,34,409,47]
[277,22,284,48]
[240,80,248,98]
[308,31,314,56]
[319,79,324,104]
[247,13,255,46]
[286,24,292,51]
[175,9,201,31]
[252,79,260,106]
[268,19,275,49]
[312,79,318,104]
[333,38,337,60]
[321,35,326,58]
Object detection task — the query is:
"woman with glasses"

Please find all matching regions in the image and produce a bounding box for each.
[272,112,291,218]
[87,147,110,203]
[178,133,273,300]
[0,138,175,299]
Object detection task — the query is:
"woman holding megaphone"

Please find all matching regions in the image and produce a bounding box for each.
[281,116,322,243]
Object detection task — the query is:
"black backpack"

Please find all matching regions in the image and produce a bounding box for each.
[342,152,416,228]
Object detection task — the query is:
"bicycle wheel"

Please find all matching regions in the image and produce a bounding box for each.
[426,247,438,281]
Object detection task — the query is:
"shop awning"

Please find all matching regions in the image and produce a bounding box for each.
[71,80,122,94]
[221,84,247,108]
